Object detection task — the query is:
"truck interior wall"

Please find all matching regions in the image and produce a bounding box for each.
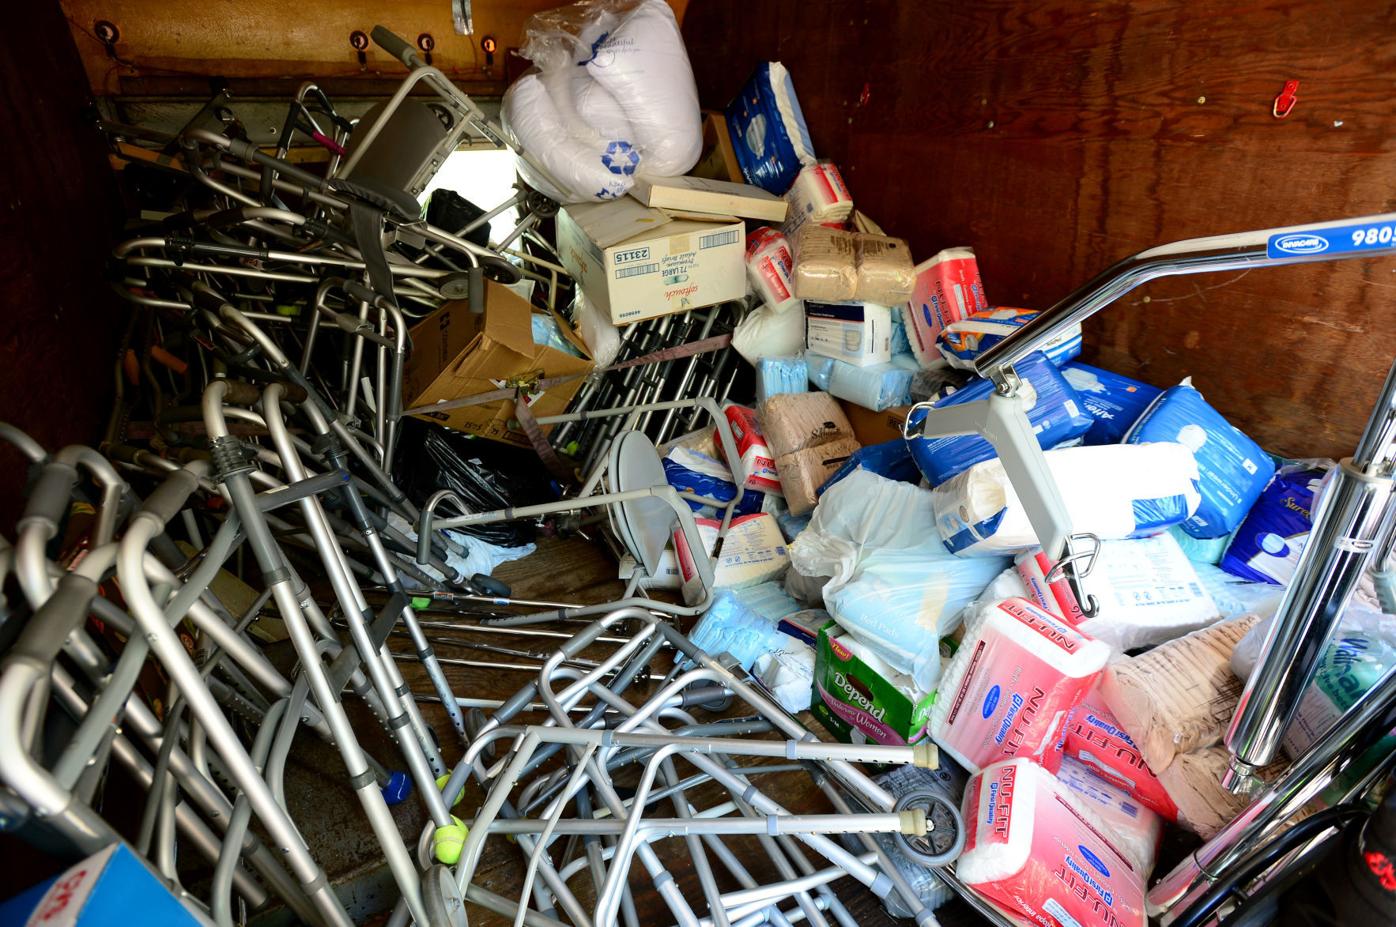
[683,0,1396,460]
[0,5,126,529]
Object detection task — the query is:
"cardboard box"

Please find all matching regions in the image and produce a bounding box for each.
[759,391,854,458]
[690,110,744,183]
[805,301,893,367]
[630,175,787,223]
[557,198,746,324]
[403,282,592,448]
[838,399,915,446]
[0,843,203,926]
[775,437,861,516]
[811,623,936,746]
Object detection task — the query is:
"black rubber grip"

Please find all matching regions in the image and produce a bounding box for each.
[370,26,417,67]
[18,461,79,532]
[12,573,98,664]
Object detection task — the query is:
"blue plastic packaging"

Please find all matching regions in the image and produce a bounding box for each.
[1061,362,1163,446]
[756,355,809,405]
[890,309,914,359]
[662,457,763,516]
[906,351,1094,486]
[1125,382,1275,539]
[687,582,800,670]
[1221,461,1332,584]
[819,440,920,495]
[805,353,913,411]
[725,62,816,194]
[937,308,1082,369]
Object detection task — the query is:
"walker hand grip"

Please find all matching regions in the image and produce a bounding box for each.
[371,26,420,69]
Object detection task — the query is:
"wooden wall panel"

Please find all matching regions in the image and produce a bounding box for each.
[683,0,1396,459]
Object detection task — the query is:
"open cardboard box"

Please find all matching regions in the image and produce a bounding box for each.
[403,281,593,449]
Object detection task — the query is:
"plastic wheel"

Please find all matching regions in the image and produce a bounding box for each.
[893,789,965,868]
[423,863,468,927]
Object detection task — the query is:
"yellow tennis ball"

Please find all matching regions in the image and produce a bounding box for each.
[435,774,464,808]
[433,816,468,865]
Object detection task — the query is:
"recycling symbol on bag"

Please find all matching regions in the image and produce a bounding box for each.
[602,141,639,176]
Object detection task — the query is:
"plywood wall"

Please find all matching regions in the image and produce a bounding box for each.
[684,0,1396,459]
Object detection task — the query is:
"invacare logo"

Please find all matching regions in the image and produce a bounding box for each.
[1272,233,1329,255]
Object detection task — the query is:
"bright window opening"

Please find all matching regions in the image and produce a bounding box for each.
[418,147,520,247]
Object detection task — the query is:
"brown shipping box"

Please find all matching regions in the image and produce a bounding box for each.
[403,282,593,448]
[838,399,915,446]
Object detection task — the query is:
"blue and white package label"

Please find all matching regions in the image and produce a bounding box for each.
[1267,219,1396,259]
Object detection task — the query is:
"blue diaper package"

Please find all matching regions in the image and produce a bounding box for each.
[936,308,1082,370]
[662,455,763,516]
[756,355,809,405]
[1221,460,1333,584]
[1125,381,1275,539]
[1061,362,1163,446]
[891,310,914,359]
[819,440,920,495]
[725,62,817,194]
[906,351,1094,486]
[806,353,913,411]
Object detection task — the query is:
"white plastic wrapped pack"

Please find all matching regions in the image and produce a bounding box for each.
[731,300,806,365]
[790,470,1007,690]
[753,633,816,713]
[506,0,701,202]
[1054,757,1163,876]
[931,443,1202,556]
[572,289,621,367]
[977,535,1221,654]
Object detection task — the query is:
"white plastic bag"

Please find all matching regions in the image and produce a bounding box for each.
[930,442,1202,556]
[572,289,621,367]
[506,0,701,202]
[731,300,806,365]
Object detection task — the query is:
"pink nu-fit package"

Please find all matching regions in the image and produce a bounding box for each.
[930,598,1110,773]
[959,758,1147,927]
[1059,695,1177,821]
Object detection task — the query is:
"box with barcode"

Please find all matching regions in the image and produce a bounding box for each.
[558,199,746,324]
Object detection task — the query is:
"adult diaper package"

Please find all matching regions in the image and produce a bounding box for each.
[759,391,855,458]
[726,61,817,194]
[1125,380,1275,539]
[792,225,858,301]
[731,299,805,365]
[931,598,1110,773]
[1060,363,1162,446]
[1055,757,1163,875]
[906,351,1094,487]
[937,308,1082,371]
[805,301,894,367]
[755,354,809,405]
[1013,549,1086,626]
[783,161,853,234]
[902,248,988,367]
[818,439,921,495]
[752,627,816,713]
[812,624,937,745]
[716,404,781,493]
[1221,459,1334,584]
[505,0,702,202]
[672,512,789,605]
[1099,614,1260,772]
[1060,696,1177,820]
[930,443,1202,556]
[855,234,917,305]
[662,446,762,516]
[959,758,1147,927]
[745,227,798,310]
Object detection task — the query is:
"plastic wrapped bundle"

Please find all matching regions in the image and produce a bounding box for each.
[1060,362,1162,446]
[784,161,853,234]
[818,440,920,494]
[906,351,1094,487]
[503,0,702,202]
[731,300,805,365]
[726,62,817,194]
[1055,757,1163,876]
[805,354,912,411]
[1221,459,1334,584]
[745,227,798,310]
[755,355,808,405]
[937,307,1082,370]
[930,442,1200,556]
[1125,380,1275,539]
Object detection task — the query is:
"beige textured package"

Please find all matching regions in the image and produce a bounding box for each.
[775,437,862,515]
[791,225,858,301]
[1159,747,1288,839]
[758,392,855,458]
[1098,614,1261,773]
[855,234,916,304]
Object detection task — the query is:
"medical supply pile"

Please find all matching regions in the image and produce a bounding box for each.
[6,4,1396,927]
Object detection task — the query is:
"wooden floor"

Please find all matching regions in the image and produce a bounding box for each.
[285,533,983,927]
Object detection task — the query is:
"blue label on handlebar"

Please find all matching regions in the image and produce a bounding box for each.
[1267,221,1396,259]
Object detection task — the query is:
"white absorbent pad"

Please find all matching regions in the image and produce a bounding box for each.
[931,442,1202,556]
[1054,757,1162,876]
[959,758,1146,927]
[930,598,1110,773]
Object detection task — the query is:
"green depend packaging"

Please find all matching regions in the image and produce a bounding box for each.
[811,622,936,745]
